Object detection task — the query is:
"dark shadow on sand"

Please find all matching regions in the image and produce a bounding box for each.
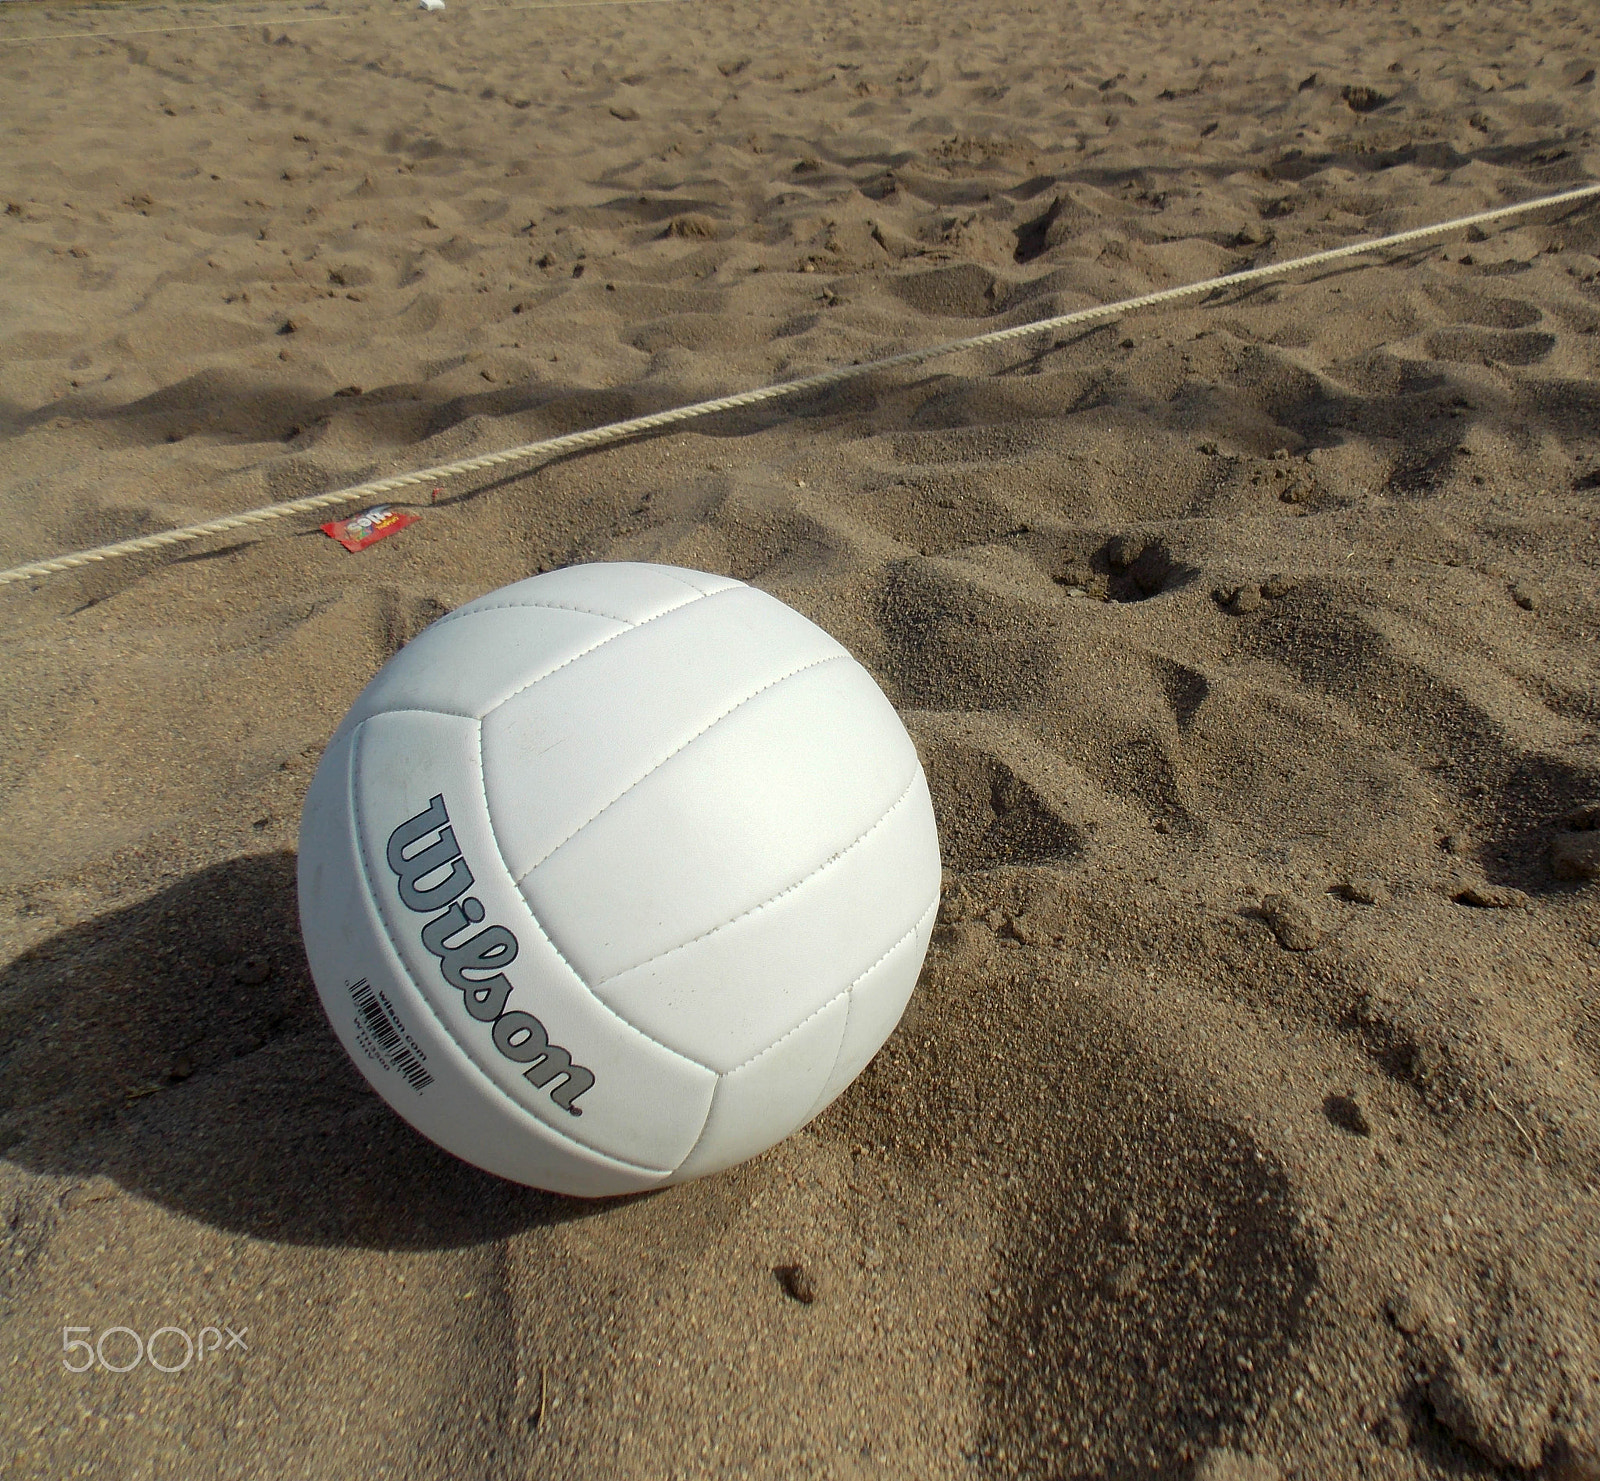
[0,852,617,1249]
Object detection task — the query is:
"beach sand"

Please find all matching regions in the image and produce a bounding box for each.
[1,0,1598,1474]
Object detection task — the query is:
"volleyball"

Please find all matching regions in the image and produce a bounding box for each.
[296,562,941,1197]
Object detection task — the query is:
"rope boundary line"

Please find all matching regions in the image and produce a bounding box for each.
[3,181,1596,589]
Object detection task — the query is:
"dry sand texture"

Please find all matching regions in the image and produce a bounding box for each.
[2,0,1600,1475]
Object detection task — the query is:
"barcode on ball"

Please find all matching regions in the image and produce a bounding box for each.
[349,978,434,1092]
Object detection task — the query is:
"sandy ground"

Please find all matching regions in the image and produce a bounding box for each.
[1,0,1599,1475]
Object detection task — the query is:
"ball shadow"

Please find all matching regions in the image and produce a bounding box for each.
[0,852,604,1249]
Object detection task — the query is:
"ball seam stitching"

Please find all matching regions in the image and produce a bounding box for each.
[467,719,723,1138]
[472,717,719,1070]
[429,592,699,631]
[513,650,852,882]
[721,896,940,1078]
[592,766,925,989]
[475,585,742,718]
[803,982,856,1126]
[642,567,741,599]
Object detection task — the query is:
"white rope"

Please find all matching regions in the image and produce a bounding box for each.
[0,0,690,45]
[3,181,1596,589]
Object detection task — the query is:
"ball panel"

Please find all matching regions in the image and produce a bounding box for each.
[347,605,629,726]
[298,729,672,1197]
[479,584,846,882]
[666,988,852,1183]
[350,708,717,1173]
[808,896,939,1118]
[591,766,941,1070]
[455,562,742,626]
[522,658,920,986]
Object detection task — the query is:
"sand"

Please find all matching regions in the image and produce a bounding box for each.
[1,0,1599,1474]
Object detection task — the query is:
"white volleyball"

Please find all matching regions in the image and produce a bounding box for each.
[297,562,941,1196]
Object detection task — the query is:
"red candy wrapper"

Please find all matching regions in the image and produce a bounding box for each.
[321,505,419,552]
